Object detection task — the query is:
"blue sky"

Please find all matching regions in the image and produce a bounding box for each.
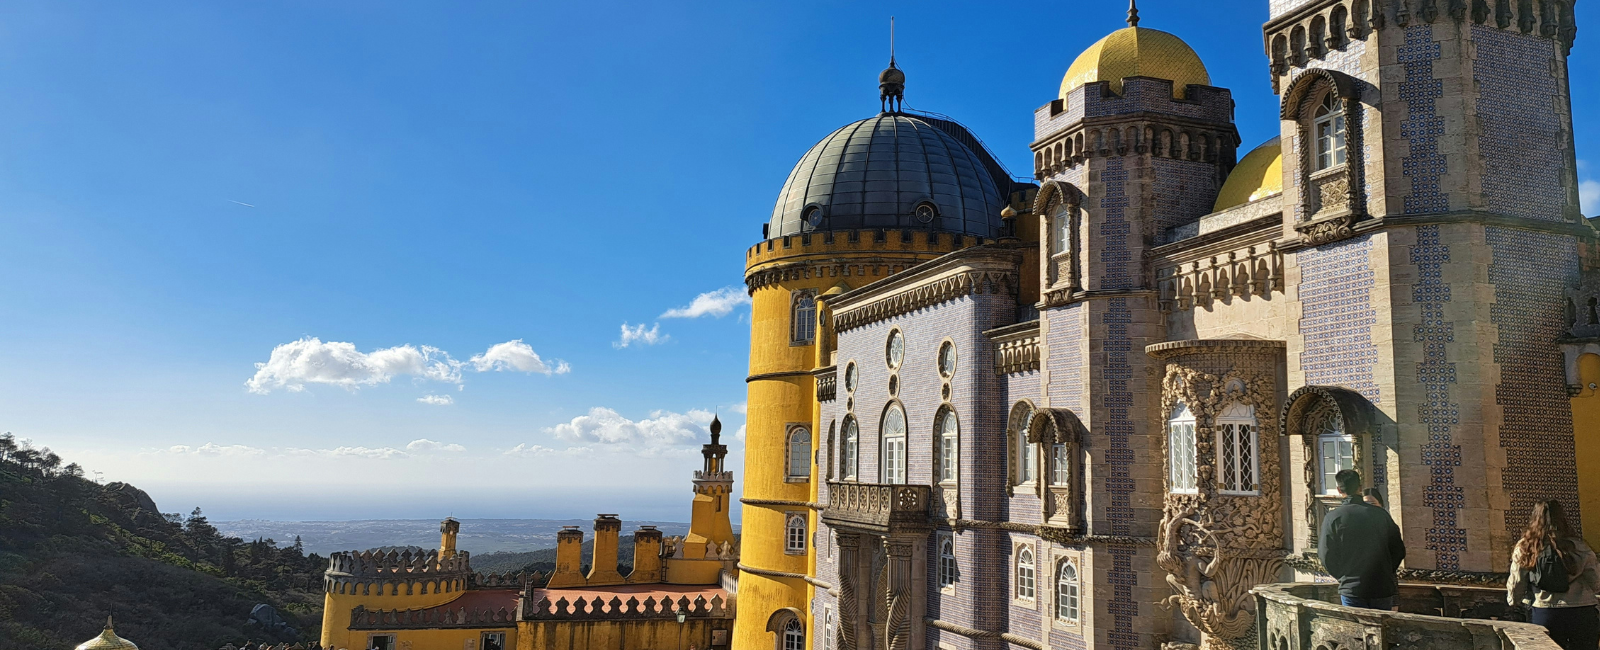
[0,0,1595,522]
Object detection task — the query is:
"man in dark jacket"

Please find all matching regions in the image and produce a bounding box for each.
[1319,469,1406,609]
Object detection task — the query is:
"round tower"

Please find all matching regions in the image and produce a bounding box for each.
[319,525,475,649]
[733,63,1021,649]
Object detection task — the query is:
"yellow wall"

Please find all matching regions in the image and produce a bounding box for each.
[734,230,975,649]
[1571,353,1600,552]
[319,583,477,650]
[326,626,515,650]
[517,619,724,650]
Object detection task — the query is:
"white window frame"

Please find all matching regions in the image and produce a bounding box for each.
[1019,426,1037,485]
[782,618,805,650]
[791,291,817,344]
[1015,544,1036,601]
[1050,442,1071,486]
[937,409,959,485]
[938,533,957,590]
[881,404,907,485]
[1055,560,1080,623]
[1168,403,1198,494]
[784,513,807,554]
[1216,402,1260,495]
[1318,430,1357,496]
[787,426,811,480]
[1314,93,1347,171]
[1051,202,1071,256]
[841,417,859,480]
[823,607,835,650]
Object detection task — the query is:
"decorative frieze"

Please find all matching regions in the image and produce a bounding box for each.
[1156,242,1286,312]
[817,368,838,402]
[989,321,1041,375]
[832,269,1017,333]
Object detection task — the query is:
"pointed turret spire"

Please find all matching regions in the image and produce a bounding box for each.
[1128,0,1141,27]
[879,17,905,113]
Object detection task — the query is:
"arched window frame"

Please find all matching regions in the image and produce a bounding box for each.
[1014,544,1036,601]
[1034,181,1084,293]
[784,513,807,555]
[1316,416,1356,496]
[1282,69,1367,233]
[880,403,908,485]
[1216,401,1260,495]
[1313,93,1347,172]
[936,407,959,485]
[786,426,811,481]
[1055,559,1080,623]
[938,533,957,590]
[1008,401,1038,489]
[840,416,859,481]
[782,618,805,650]
[791,291,817,345]
[1168,403,1199,494]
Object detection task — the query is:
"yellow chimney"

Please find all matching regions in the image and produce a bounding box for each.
[546,526,587,588]
[585,514,626,586]
[626,525,664,584]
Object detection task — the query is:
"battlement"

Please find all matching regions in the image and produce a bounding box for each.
[745,229,989,291]
[1035,77,1235,143]
[519,592,732,621]
[325,548,472,578]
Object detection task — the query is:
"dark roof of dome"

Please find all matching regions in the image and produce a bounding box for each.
[768,112,1015,239]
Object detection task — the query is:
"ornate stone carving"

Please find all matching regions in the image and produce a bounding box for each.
[1156,243,1285,313]
[1147,340,1286,650]
[1316,175,1351,212]
[1296,214,1355,246]
[833,270,1016,333]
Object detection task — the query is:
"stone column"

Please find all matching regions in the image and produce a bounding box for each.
[883,538,914,650]
[836,532,860,650]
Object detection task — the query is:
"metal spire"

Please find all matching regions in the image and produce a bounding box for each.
[1128,0,1141,27]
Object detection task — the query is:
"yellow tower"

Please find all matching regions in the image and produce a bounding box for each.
[732,60,1020,648]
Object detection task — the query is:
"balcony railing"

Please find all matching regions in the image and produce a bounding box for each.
[1253,582,1559,650]
[821,482,932,533]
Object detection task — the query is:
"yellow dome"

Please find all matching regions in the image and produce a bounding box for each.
[1060,27,1210,100]
[1213,137,1284,211]
[76,618,139,650]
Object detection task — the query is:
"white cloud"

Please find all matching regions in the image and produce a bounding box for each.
[246,337,463,394]
[417,394,454,406]
[406,438,465,453]
[661,287,751,319]
[167,443,267,457]
[735,424,747,442]
[501,443,594,457]
[546,407,713,447]
[729,402,747,415]
[470,340,570,375]
[614,323,667,348]
[288,445,410,459]
[1581,179,1598,216]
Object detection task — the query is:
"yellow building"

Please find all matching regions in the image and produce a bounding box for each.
[732,59,1029,649]
[318,420,737,650]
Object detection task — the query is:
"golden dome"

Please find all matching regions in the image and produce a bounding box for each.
[1213,137,1284,211]
[76,618,139,650]
[1060,27,1210,100]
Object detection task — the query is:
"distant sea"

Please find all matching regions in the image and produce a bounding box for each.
[214,518,692,556]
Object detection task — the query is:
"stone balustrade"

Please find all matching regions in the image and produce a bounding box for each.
[821,481,932,534]
[1253,582,1560,650]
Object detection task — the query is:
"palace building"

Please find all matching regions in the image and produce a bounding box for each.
[316,419,738,650]
[734,1,1598,649]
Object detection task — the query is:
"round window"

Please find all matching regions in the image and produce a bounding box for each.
[804,205,825,228]
[914,203,937,224]
[844,362,858,394]
[886,330,904,369]
[938,341,956,377]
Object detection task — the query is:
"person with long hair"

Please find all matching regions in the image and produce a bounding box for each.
[1507,500,1600,650]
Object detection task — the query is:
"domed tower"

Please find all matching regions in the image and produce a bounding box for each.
[76,617,138,650]
[735,62,1027,648]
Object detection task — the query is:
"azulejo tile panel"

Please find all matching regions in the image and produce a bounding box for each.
[1472,25,1567,222]
[1412,225,1466,570]
[1399,26,1448,215]
[1299,236,1381,404]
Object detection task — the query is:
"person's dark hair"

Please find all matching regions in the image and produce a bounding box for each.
[1362,487,1385,507]
[1516,500,1578,572]
[1335,469,1362,496]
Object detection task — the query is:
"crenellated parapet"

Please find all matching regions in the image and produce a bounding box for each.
[519,592,733,621]
[323,549,475,597]
[744,229,987,292]
[348,602,515,630]
[1031,77,1238,180]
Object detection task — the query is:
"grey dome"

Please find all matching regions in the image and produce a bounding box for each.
[769,113,1011,239]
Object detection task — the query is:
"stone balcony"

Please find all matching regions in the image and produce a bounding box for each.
[1253,582,1559,650]
[820,481,933,534]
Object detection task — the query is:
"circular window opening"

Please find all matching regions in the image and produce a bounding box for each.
[844,362,858,394]
[886,330,905,369]
[914,202,938,224]
[888,374,899,396]
[804,205,825,229]
[938,341,956,377]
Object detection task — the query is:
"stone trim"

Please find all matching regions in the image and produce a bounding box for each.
[924,617,1045,650]
[734,562,836,595]
[938,518,1156,547]
[745,370,814,383]
[833,268,1017,333]
[988,320,1041,375]
[739,498,822,510]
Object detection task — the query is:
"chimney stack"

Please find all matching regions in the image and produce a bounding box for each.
[627,525,664,583]
[438,518,460,559]
[546,526,587,588]
[586,514,626,586]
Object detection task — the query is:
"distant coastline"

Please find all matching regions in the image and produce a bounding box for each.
[214,518,693,556]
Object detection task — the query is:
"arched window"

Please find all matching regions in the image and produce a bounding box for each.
[782,618,805,650]
[1317,415,1355,495]
[791,291,817,344]
[1056,560,1080,622]
[1010,402,1037,486]
[1216,402,1260,494]
[785,514,807,554]
[881,405,907,484]
[1168,403,1198,493]
[787,427,811,480]
[936,409,959,484]
[1051,201,1071,256]
[1314,93,1347,171]
[938,536,957,588]
[841,417,859,480]
[1051,440,1071,486]
[1015,547,1036,599]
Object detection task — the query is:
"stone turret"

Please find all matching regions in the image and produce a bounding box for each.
[439,517,459,558]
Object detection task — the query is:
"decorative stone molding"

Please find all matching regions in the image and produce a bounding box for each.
[823,247,1023,334]
[1280,386,1381,549]
[1028,408,1089,531]
[821,482,932,534]
[1146,339,1287,650]
[939,517,1158,547]
[1031,117,1239,179]
[924,617,1045,650]
[1254,583,1559,650]
[1281,68,1367,234]
[833,270,1015,332]
[989,321,1041,375]
[1295,213,1355,246]
[817,367,838,402]
[1156,242,1285,312]
[520,593,733,621]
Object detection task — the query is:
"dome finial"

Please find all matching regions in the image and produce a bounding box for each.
[1127,0,1140,27]
[878,16,905,113]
